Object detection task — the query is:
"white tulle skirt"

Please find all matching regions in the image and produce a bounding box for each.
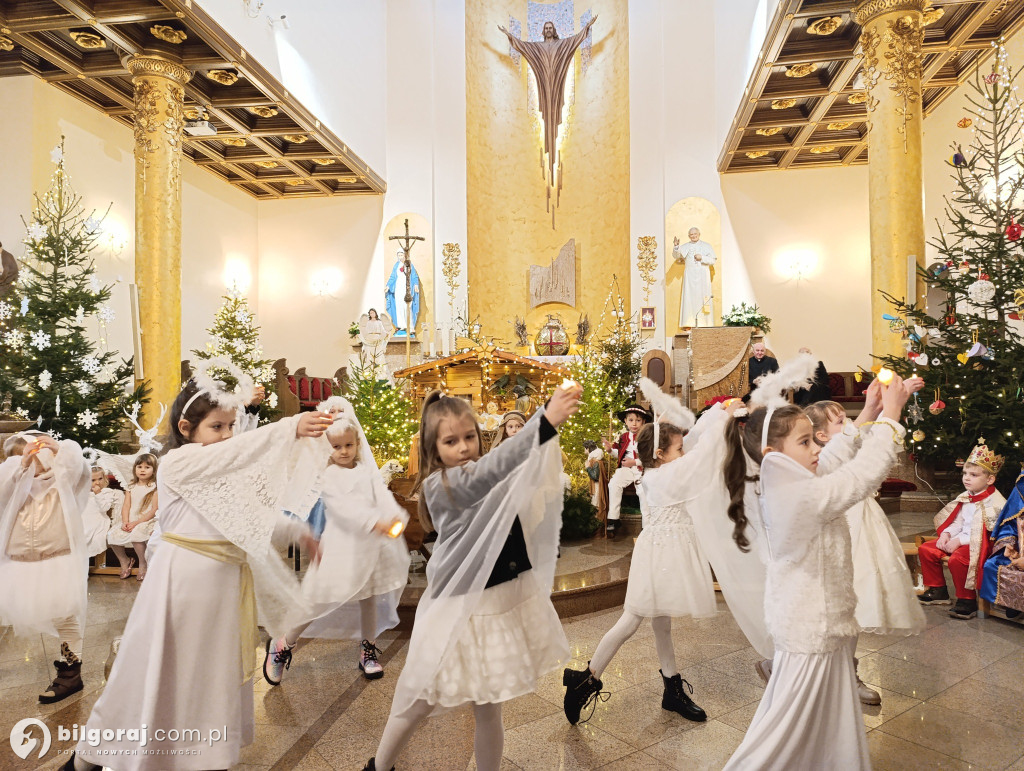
[422,570,566,707]
[723,636,869,771]
[846,498,926,635]
[624,521,716,619]
[0,552,87,636]
[298,529,409,641]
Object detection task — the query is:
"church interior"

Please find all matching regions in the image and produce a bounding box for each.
[2,0,1024,769]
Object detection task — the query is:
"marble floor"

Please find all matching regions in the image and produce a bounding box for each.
[3,536,1023,770]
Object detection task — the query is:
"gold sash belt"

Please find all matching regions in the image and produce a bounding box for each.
[162,533,257,684]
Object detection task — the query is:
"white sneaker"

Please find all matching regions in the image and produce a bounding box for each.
[263,637,293,686]
[359,640,384,680]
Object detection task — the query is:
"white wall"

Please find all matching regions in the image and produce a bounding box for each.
[1,77,260,369]
[256,196,384,370]
[195,0,387,175]
[629,0,871,371]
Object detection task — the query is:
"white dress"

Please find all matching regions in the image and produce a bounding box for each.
[390,410,567,715]
[724,420,904,771]
[623,457,715,619]
[298,464,410,640]
[820,427,925,636]
[107,483,156,545]
[75,417,324,770]
[0,443,92,637]
[97,487,127,546]
[847,496,926,635]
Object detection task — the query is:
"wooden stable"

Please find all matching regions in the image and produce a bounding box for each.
[393,349,570,410]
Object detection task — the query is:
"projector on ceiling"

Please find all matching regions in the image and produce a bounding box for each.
[185,120,217,137]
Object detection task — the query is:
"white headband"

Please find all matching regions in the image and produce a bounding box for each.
[761,406,776,451]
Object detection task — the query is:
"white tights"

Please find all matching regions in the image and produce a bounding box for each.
[284,597,379,647]
[590,612,676,679]
[375,700,504,771]
[134,540,149,575]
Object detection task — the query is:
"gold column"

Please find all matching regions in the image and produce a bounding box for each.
[854,0,926,359]
[125,55,191,426]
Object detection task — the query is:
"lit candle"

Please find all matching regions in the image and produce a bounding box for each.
[387,520,406,539]
[559,378,578,390]
[877,367,894,385]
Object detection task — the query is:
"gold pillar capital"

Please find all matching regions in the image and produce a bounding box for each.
[124,54,192,86]
[853,0,927,25]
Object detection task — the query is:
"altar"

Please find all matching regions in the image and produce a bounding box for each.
[672,326,765,409]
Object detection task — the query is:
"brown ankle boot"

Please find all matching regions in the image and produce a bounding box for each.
[40,658,83,703]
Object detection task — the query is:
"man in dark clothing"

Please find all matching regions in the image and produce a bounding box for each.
[747,342,779,393]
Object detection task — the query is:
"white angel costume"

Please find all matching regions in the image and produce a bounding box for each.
[673,238,717,328]
[391,408,567,713]
[819,425,925,636]
[294,405,410,641]
[123,481,157,542]
[75,415,328,770]
[723,419,905,771]
[623,421,717,620]
[93,486,126,546]
[0,439,92,639]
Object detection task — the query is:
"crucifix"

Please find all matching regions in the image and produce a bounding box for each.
[388,218,425,366]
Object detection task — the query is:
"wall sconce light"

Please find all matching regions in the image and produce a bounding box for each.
[775,248,819,281]
[311,267,343,298]
[222,258,252,294]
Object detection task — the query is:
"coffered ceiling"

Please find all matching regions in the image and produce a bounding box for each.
[0,0,385,198]
[719,0,1024,173]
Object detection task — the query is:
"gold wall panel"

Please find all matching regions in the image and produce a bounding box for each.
[665,197,722,335]
[466,0,629,344]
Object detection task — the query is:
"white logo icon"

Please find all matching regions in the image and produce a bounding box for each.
[10,718,51,760]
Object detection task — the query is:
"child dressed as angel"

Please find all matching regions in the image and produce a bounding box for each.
[67,359,333,771]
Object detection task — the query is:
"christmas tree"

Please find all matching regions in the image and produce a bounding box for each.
[559,279,643,459]
[880,43,1024,484]
[192,288,278,422]
[342,352,418,465]
[0,139,146,449]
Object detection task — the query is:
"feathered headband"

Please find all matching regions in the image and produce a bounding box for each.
[182,357,256,419]
[639,377,695,450]
[748,352,817,450]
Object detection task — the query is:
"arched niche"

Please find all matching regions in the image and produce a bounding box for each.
[665,197,722,335]
[382,212,433,336]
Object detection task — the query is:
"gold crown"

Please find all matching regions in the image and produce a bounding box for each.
[966,439,1005,475]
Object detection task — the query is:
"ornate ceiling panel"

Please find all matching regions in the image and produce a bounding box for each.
[719,0,1024,173]
[0,0,385,198]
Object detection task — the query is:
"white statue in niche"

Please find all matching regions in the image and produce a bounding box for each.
[359,308,394,365]
[673,227,717,328]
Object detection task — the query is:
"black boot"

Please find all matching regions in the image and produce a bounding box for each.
[562,665,607,725]
[363,759,394,771]
[606,520,620,538]
[949,598,978,619]
[918,586,950,605]
[40,655,83,704]
[59,753,99,771]
[660,670,706,722]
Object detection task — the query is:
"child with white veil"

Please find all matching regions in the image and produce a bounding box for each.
[264,397,410,684]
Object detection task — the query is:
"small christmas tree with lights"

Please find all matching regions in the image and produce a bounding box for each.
[0,139,146,449]
[559,278,644,457]
[343,351,418,465]
[192,288,278,422]
[880,43,1024,484]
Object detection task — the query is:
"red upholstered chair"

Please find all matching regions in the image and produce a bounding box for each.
[828,372,846,401]
[310,378,322,403]
[298,377,311,403]
[287,375,297,399]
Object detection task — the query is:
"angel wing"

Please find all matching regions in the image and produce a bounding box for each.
[749,353,818,409]
[86,448,136,489]
[380,313,395,336]
[639,378,695,431]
